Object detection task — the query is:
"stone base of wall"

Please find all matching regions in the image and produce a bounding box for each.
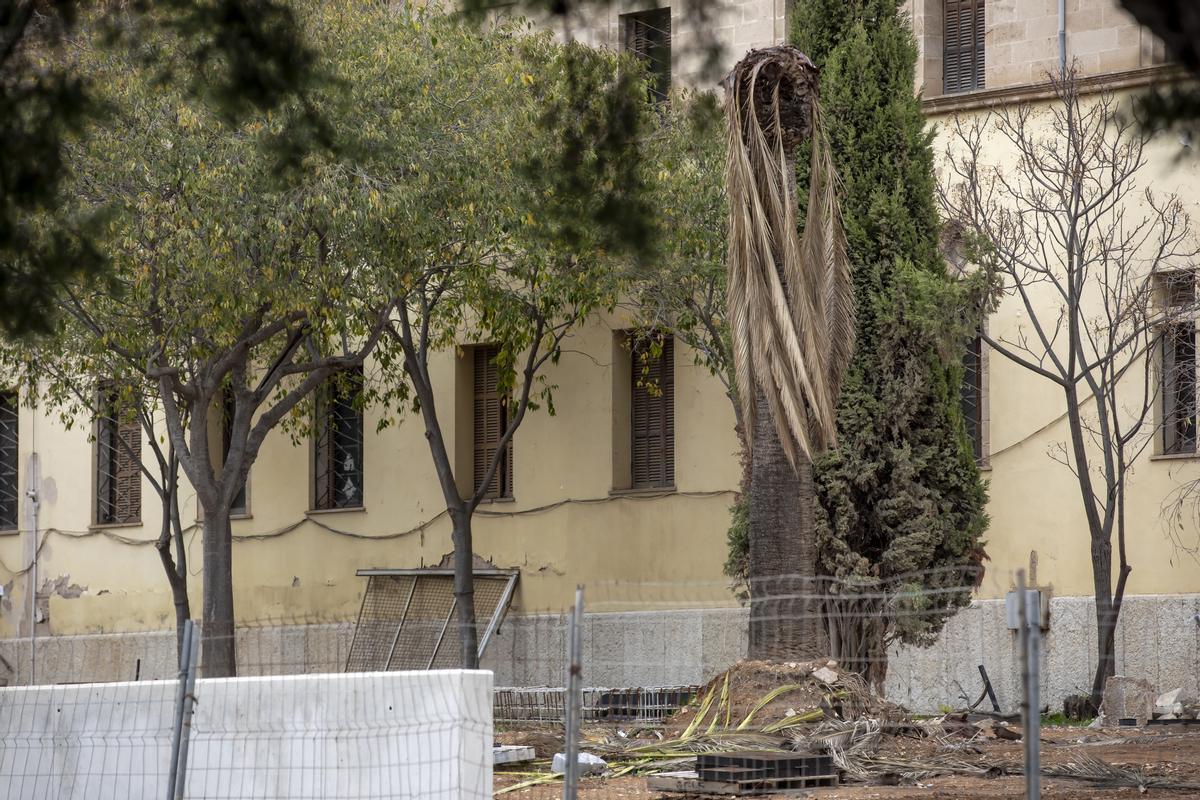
[886,594,1200,713]
[3,595,1198,714]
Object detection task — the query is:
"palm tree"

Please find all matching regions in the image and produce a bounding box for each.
[724,46,853,660]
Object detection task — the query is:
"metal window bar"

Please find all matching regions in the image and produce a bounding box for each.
[961,332,984,462]
[0,390,18,530]
[1162,271,1198,455]
[95,389,141,525]
[314,369,364,510]
[621,8,672,103]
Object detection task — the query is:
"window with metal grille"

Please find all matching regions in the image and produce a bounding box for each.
[944,0,985,94]
[1161,271,1197,455]
[631,334,674,488]
[95,388,141,525]
[961,332,984,462]
[621,7,671,104]
[221,385,248,515]
[313,368,364,510]
[473,345,513,499]
[0,391,17,530]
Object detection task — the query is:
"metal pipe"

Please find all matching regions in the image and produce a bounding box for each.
[477,572,520,661]
[428,597,457,669]
[26,452,39,686]
[166,620,194,800]
[1016,571,1040,800]
[384,578,418,670]
[1028,592,1042,799]
[174,625,201,800]
[563,587,584,800]
[1058,0,1067,75]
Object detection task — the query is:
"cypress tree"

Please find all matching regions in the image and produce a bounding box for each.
[790,0,989,671]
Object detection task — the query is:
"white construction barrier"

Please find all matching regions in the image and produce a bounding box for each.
[0,669,493,799]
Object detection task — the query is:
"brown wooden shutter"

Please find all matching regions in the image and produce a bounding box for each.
[473,346,512,499]
[631,334,674,489]
[944,0,985,94]
[114,417,141,524]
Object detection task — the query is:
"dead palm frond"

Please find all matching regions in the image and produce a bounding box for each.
[724,46,853,466]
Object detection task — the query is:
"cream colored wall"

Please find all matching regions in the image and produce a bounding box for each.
[930,89,1200,602]
[0,313,743,637]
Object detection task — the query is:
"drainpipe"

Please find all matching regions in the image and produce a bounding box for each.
[1058,0,1067,75]
[27,454,39,686]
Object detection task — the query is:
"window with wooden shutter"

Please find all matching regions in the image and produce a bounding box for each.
[313,368,365,510]
[96,388,141,525]
[473,345,513,499]
[944,0,985,94]
[631,334,674,489]
[621,7,672,104]
[221,385,248,515]
[0,391,17,530]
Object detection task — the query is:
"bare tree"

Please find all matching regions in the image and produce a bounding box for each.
[940,66,1196,706]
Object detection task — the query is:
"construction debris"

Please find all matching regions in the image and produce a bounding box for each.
[498,660,1200,797]
[1100,675,1155,726]
[493,745,535,765]
[551,751,606,776]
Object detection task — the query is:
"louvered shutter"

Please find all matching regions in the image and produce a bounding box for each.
[944,0,985,94]
[114,418,141,524]
[474,346,512,499]
[631,335,674,489]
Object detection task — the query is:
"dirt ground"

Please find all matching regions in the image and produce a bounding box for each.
[495,725,1200,798]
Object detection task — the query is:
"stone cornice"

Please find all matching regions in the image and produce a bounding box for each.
[921,64,1190,115]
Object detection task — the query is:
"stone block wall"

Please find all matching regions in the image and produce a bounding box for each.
[907,0,1166,98]
[4,595,1198,715]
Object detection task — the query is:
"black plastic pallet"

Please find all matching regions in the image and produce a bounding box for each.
[697,751,837,789]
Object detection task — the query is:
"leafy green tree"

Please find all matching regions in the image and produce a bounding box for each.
[323,6,651,667]
[30,7,391,676]
[790,0,988,678]
[0,0,327,338]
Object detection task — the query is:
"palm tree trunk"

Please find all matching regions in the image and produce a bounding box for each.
[748,389,826,660]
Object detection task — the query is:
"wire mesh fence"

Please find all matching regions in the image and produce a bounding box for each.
[4,569,1200,798]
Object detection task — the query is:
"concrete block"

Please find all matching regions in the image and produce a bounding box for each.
[0,670,493,799]
[1101,675,1154,724]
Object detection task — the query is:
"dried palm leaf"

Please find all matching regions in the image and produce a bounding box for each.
[724,46,854,466]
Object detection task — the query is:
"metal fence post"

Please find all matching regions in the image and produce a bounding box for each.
[167,620,194,800]
[1016,570,1041,800]
[563,586,584,800]
[174,623,201,800]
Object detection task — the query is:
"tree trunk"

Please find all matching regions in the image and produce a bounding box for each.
[451,507,479,669]
[201,509,236,677]
[1090,535,1116,707]
[747,390,826,661]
